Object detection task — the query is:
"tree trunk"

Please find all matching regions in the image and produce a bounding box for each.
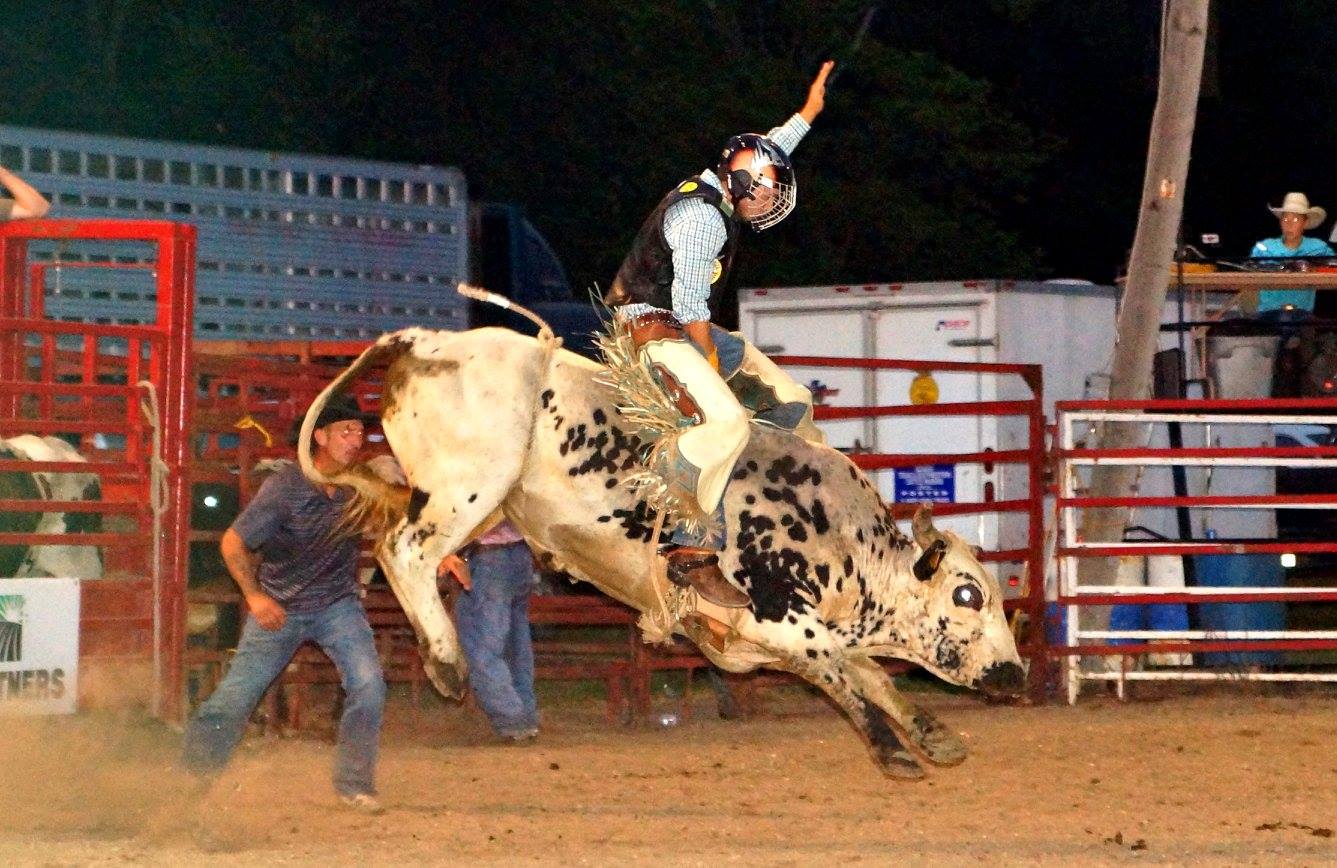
[1076,1,1211,628]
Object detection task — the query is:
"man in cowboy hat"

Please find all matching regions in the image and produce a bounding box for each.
[1249,192,1336,313]
[182,394,389,814]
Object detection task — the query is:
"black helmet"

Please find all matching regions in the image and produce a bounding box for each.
[717,133,796,230]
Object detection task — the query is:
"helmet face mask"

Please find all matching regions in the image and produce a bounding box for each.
[718,134,796,231]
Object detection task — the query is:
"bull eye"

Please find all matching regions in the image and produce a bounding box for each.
[952,584,984,611]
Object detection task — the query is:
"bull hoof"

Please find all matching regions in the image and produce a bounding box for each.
[423,656,467,700]
[917,727,968,767]
[877,747,926,781]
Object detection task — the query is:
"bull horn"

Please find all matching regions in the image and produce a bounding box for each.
[911,504,945,549]
[913,539,948,582]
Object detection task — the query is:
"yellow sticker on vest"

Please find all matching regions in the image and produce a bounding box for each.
[679,181,698,193]
[710,259,723,284]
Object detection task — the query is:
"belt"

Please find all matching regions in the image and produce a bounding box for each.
[626,310,685,347]
[468,539,525,553]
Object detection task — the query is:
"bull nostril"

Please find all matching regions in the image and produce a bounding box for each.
[980,661,1025,695]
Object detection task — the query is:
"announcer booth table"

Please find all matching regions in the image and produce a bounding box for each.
[1164,269,1337,295]
[0,218,195,720]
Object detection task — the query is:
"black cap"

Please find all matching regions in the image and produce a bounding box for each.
[311,394,375,430]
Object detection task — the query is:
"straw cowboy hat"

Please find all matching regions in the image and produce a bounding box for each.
[1268,192,1327,230]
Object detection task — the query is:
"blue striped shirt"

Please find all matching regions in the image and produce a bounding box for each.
[621,113,810,324]
[231,462,360,613]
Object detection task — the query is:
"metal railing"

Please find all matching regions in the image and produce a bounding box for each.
[1055,398,1337,703]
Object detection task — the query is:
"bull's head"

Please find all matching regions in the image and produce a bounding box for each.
[902,505,1024,698]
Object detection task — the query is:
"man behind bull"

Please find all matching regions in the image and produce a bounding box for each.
[605,61,834,608]
[181,396,387,814]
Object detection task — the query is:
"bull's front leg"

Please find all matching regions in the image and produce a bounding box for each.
[787,658,926,781]
[844,657,968,767]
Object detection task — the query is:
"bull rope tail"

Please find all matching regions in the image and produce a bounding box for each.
[137,380,169,718]
[637,506,697,644]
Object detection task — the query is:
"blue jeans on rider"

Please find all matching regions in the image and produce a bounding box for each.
[669,502,727,549]
[181,594,386,797]
[456,542,539,737]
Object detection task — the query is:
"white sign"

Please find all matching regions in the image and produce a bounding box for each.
[0,578,80,715]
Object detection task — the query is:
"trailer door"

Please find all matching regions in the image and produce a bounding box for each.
[872,302,991,544]
[747,307,873,452]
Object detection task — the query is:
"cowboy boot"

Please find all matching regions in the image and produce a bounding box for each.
[664,546,750,608]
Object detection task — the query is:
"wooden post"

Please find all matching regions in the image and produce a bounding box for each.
[1078,1,1212,624]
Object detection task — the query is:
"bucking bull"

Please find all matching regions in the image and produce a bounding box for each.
[298,320,1024,780]
[0,434,102,579]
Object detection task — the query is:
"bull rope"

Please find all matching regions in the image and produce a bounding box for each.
[454,286,695,643]
[638,506,697,644]
[137,380,169,718]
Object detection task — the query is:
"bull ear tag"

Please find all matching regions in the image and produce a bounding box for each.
[913,539,947,582]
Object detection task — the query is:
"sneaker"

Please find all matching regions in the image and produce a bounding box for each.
[339,792,385,815]
[497,727,539,745]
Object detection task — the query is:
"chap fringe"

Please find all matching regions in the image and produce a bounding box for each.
[593,317,720,542]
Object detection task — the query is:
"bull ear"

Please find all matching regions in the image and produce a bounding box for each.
[913,539,948,582]
[911,504,942,549]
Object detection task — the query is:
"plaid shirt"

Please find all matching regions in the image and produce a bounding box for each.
[620,113,810,324]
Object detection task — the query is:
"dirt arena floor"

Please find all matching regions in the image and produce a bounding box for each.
[0,683,1333,866]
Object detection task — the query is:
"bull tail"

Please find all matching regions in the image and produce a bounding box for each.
[298,333,416,539]
[457,283,557,339]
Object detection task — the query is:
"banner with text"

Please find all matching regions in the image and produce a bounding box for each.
[0,578,80,715]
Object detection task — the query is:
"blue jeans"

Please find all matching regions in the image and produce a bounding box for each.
[456,543,538,735]
[181,594,387,797]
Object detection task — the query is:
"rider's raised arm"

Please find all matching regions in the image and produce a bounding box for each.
[769,59,834,156]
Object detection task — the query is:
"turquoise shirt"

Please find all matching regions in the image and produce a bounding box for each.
[1249,235,1336,311]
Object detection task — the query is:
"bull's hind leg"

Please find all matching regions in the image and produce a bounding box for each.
[845,657,968,767]
[379,489,511,701]
[792,659,926,781]
[378,526,467,699]
[374,327,548,699]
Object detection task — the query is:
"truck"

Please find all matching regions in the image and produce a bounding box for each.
[0,124,602,352]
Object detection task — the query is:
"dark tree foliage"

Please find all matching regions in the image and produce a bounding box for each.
[4,2,1330,290]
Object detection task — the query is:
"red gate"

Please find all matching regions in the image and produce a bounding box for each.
[0,218,195,719]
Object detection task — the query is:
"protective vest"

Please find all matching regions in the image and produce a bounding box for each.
[610,177,740,315]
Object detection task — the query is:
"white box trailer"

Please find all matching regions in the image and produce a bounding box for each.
[738,279,1119,554]
[739,279,1274,581]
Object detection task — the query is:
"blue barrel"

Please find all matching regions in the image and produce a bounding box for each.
[1109,597,1190,641]
[1192,554,1286,666]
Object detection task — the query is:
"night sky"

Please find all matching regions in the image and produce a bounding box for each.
[3,1,1334,292]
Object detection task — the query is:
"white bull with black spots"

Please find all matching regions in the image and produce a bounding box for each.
[0,435,102,579]
[299,327,1024,779]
